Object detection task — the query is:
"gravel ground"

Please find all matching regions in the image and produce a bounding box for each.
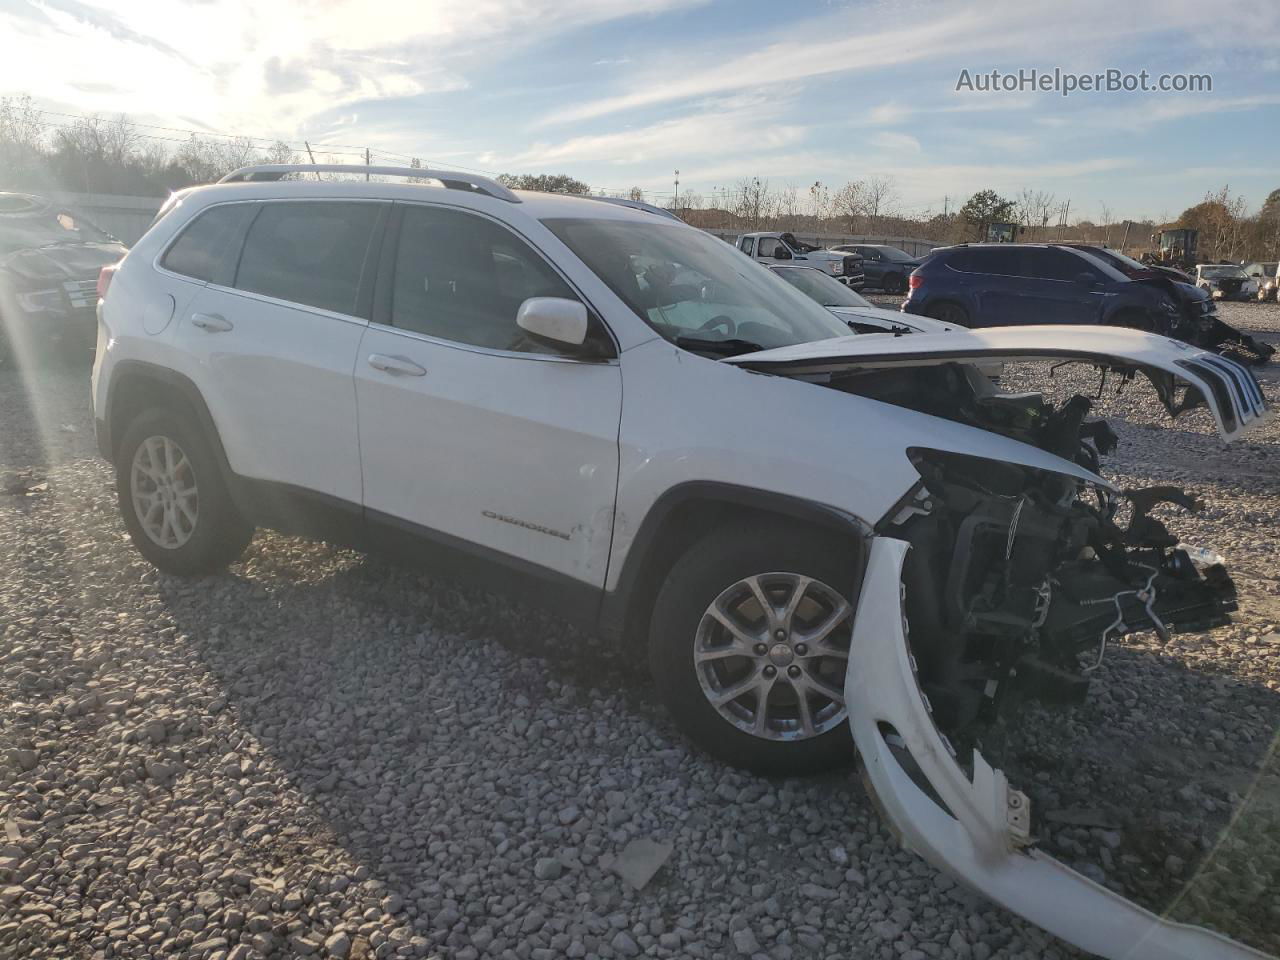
[1,302,1278,960]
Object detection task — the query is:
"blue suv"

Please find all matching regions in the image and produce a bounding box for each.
[903,243,1183,332]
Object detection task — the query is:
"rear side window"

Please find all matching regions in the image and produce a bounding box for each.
[161,204,253,284]
[966,247,1022,276]
[738,237,755,255]
[234,201,382,316]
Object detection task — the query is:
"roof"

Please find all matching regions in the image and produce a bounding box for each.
[179,175,677,227]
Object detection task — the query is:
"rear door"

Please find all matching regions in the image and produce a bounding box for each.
[166,199,385,504]
[353,201,622,586]
[963,248,1025,325]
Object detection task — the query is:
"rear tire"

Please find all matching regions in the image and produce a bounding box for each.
[648,522,861,776]
[116,409,253,575]
[925,301,970,326]
[883,273,905,294]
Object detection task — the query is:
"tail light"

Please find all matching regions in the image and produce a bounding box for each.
[908,274,923,290]
[97,264,118,299]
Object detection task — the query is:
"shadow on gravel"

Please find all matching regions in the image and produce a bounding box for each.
[150,543,870,955]
[149,532,1280,958]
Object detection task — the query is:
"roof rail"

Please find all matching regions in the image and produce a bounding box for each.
[581,195,683,222]
[216,164,520,203]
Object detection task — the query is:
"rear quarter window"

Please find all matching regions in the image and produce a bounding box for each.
[161,203,255,284]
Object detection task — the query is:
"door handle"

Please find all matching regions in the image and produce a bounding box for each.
[191,312,233,333]
[368,353,427,377]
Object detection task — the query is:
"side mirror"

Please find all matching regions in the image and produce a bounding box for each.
[1074,272,1098,288]
[517,297,589,347]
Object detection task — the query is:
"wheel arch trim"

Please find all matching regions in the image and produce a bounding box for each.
[599,480,872,640]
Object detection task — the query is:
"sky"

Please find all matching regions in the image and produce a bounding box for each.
[2,0,1279,221]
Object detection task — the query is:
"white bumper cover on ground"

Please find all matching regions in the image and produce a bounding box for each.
[845,536,1273,960]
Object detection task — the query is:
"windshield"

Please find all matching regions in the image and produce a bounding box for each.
[771,265,873,308]
[0,208,115,254]
[1202,265,1247,279]
[543,218,851,351]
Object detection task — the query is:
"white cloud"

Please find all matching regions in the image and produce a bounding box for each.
[869,131,921,154]
[490,97,807,168]
[536,0,1275,127]
[0,0,699,136]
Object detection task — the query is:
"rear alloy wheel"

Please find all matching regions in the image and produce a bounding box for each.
[649,524,859,775]
[116,410,253,575]
[130,435,200,549]
[925,301,969,326]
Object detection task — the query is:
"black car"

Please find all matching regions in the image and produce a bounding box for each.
[0,193,127,367]
[828,243,921,293]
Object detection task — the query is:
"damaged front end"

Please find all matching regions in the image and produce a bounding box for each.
[883,447,1236,733]
[851,397,1263,957]
[854,447,1264,959]
[847,538,1269,960]
[725,328,1271,957]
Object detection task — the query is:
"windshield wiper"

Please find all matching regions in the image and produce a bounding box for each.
[673,336,767,357]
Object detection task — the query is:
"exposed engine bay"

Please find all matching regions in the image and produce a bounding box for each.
[850,362,1239,736]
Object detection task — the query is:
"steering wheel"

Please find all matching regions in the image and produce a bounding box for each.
[697,314,736,337]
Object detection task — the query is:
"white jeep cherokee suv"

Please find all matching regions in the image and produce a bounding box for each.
[92,166,1269,956]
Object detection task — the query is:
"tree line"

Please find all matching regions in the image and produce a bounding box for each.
[4,96,1278,261]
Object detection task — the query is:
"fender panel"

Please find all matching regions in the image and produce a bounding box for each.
[598,480,871,640]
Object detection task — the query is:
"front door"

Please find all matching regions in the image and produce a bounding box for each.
[354,202,622,586]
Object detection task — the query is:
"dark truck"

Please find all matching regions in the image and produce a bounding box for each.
[0,193,127,368]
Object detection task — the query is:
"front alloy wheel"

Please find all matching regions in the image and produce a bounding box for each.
[649,524,860,775]
[694,572,851,741]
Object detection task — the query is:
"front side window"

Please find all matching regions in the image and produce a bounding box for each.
[973,248,1024,277]
[1024,248,1086,282]
[543,217,851,353]
[390,204,581,355]
[161,203,254,284]
[234,201,381,316]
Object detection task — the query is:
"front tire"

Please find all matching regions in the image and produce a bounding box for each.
[649,523,860,776]
[116,410,253,575]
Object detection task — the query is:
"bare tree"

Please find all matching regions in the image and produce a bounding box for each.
[733,177,774,230]
[628,186,644,202]
[808,181,832,229]
[1097,202,1114,245]
[863,176,898,233]
[832,180,865,233]
[0,94,47,188]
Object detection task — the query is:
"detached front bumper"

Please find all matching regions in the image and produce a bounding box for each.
[846,537,1271,960]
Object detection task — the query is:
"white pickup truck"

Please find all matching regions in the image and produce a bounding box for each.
[736,231,865,288]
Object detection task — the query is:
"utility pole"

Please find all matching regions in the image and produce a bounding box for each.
[674,169,679,209]
[365,148,371,181]
[943,195,949,218]
[304,141,321,180]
